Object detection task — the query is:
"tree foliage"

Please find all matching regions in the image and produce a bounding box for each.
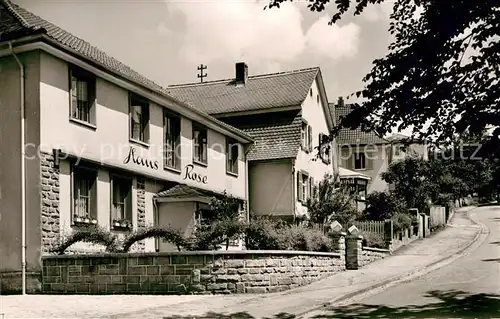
[266,0,500,153]
[306,173,358,226]
[362,191,407,221]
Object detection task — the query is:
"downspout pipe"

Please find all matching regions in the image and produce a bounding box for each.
[9,41,27,295]
[153,197,159,252]
[243,144,251,223]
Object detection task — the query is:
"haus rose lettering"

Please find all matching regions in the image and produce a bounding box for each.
[123,146,159,170]
[183,164,208,184]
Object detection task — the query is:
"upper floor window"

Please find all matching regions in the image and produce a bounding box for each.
[301,120,312,153]
[309,176,315,199]
[226,138,239,176]
[129,93,150,144]
[309,88,313,97]
[110,175,132,230]
[69,66,96,125]
[317,94,320,104]
[193,123,208,165]
[297,171,310,203]
[354,152,366,170]
[164,111,181,171]
[71,165,97,225]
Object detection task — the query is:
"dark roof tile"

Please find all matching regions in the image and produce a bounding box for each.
[0,0,253,142]
[243,114,302,161]
[332,103,388,145]
[167,68,319,115]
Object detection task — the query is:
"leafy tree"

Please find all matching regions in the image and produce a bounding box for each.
[266,0,500,155]
[306,173,358,226]
[381,157,431,213]
[190,191,245,250]
[362,191,407,221]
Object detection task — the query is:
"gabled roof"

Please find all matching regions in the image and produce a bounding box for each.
[332,103,389,145]
[155,184,244,201]
[244,113,302,161]
[0,0,253,143]
[167,67,319,115]
[156,184,219,199]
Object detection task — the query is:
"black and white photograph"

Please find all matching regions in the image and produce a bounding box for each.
[0,0,499,318]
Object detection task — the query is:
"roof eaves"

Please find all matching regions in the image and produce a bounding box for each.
[313,69,334,131]
[2,0,253,144]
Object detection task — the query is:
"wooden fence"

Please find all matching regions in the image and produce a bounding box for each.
[343,220,386,236]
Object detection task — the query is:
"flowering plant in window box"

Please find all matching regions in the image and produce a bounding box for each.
[73,214,98,226]
[112,219,132,230]
[74,215,83,223]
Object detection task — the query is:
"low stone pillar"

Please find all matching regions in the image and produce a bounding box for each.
[384,219,394,252]
[345,225,362,270]
[331,231,346,267]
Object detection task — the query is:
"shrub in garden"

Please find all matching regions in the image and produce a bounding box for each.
[362,191,407,221]
[245,215,289,250]
[121,225,186,252]
[307,173,359,227]
[186,191,247,251]
[360,232,386,249]
[244,217,335,252]
[289,226,334,252]
[391,212,413,234]
[187,219,247,251]
[50,225,119,255]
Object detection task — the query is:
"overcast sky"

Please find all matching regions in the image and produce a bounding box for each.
[15,0,393,103]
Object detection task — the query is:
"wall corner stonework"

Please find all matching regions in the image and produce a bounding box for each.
[131,178,146,252]
[40,151,60,255]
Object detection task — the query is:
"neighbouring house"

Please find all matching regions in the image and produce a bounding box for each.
[333,104,430,202]
[332,103,391,196]
[386,133,429,164]
[0,0,253,292]
[168,63,337,222]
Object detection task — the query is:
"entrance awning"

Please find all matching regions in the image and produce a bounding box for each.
[154,184,244,203]
[338,167,371,181]
[154,184,220,203]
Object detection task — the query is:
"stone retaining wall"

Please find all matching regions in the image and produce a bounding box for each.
[359,247,390,267]
[41,250,344,294]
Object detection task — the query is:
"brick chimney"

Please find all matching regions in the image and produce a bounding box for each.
[235,62,248,85]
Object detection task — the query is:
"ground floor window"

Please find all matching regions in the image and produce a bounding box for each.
[342,178,368,201]
[111,175,133,229]
[71,165,98,225]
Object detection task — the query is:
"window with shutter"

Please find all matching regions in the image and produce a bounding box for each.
[365,156,374,170]
[301,122,307,150]
[308,126,313,152]
[297,171,302,202]
[309,176,313,199]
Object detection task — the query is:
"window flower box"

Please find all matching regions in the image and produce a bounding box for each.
[73,215,98,226]
[112,219,132,230]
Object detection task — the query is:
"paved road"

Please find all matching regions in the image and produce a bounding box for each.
[305,205,500,319]
[0,206,487,319]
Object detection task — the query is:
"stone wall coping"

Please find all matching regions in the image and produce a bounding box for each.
[41,250,342,260]
[362,247,390,253]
